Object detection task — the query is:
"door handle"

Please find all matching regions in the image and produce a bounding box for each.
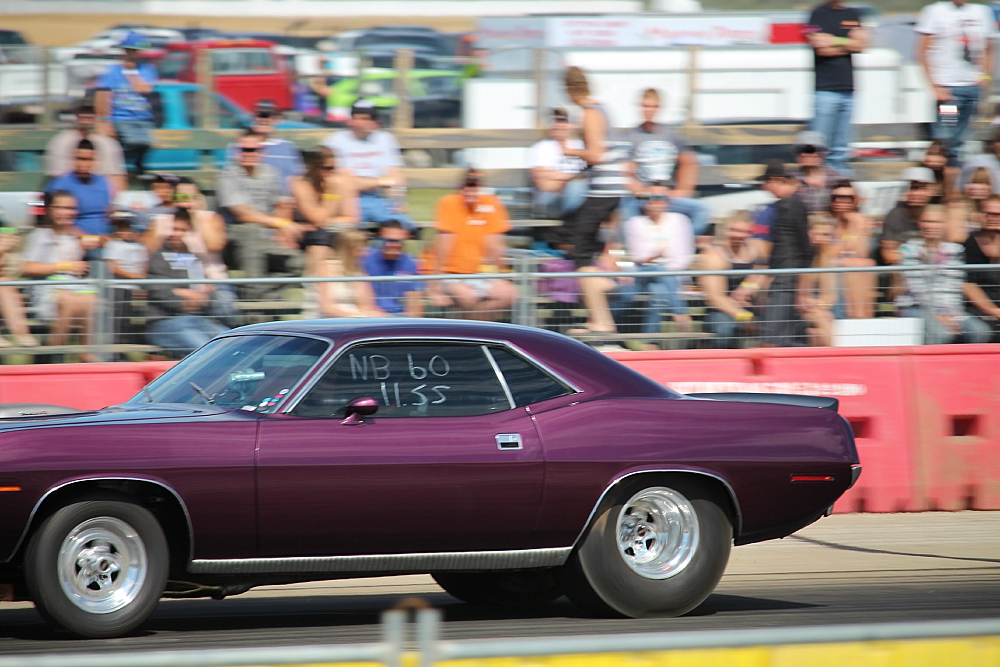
[495,434,522,450]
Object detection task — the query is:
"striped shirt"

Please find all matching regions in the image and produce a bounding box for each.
[582,102,630,198]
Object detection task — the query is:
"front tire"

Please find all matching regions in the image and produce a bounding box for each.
[432,570,563,606]
[562,480,732,618]
[25,500,168,638]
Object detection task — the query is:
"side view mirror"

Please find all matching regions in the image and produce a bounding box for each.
[341,396,379,425]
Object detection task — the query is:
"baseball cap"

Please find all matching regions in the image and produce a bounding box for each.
[757,159,790,182]
[118,31,151,50]
[350,99,379,121]
[900,166,936,184]
[255,99,279,118]
[793,130,828,156]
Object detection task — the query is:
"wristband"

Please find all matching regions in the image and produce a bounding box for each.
[834,36,850,45]
[272,218,292,230]
[56,261,74,272]
[735,311,754,322]
[322,193,341,201]
[740,281,760,290]
[980,73,992,81]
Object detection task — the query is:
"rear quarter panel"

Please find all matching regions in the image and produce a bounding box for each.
[530,396,856,547]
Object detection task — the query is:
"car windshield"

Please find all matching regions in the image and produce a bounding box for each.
[133,335,329,412]
[418,75,459,96]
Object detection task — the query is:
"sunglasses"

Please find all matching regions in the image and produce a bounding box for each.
[320,164,336,171]
[985,211,1000,217]
[800,145,822,155]
[831,194,855,201]
[382,238,404,244]
[50,205,78,211]
[464,180,480,189]
[909,181,928,190]
[648,194,668,201]
[241,146,260,154]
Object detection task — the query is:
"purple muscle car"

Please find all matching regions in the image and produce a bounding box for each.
[0,320,860,638]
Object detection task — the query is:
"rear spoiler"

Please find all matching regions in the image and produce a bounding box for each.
[685,392,839,413]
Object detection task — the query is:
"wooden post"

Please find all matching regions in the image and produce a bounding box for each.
[196,49,216,130]
[40,46,53,129]
[534,47,546,129]
[685,45,699,127]
[393,48,414,130]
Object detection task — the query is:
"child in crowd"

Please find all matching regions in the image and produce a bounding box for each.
[798,213,839,347]
[104,211,149,344]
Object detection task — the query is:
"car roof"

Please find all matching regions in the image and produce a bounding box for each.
[167,39,277,50]
[226,319,673,399]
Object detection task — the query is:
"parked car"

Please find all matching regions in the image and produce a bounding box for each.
[143,81,315,171]
[0,319,859,638]
[324,67,462,127]
[156,39,295,112]
[335,27,453,57]
[75,27,184,52]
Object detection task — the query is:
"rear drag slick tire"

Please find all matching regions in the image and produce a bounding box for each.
[561,482,732,618]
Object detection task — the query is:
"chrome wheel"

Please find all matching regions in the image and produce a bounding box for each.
[57,517,148,614]
[616,487,700,580]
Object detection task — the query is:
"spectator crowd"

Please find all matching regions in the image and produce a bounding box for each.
[1,14,1000,358]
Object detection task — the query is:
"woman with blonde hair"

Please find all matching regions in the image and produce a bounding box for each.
[798,213,839,346]
[304,228,381,319]
[828,180,875,318]
[947,166,993,243]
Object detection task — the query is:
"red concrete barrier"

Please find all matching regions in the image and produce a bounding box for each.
[0,362,174,410]
[6,346,1000,514]
[907,345,1000,511]
[611,348,919,513]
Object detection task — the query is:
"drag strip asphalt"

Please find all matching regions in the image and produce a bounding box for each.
[1,512,998,655]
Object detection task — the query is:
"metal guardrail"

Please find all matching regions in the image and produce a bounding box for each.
[0,612,998,667]
[2,262,997,361]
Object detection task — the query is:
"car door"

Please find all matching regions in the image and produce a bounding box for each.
[256,341,545,557]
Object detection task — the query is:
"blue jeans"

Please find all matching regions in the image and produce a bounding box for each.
[900,307,992,345]
[704,311,744,349]
[147,315,228,357]
[933,85,980,166]
[619,196,712,236]
[533,178,588,218]
[811,91,854,173]
[359,192,414,232]
[637,265,687,334]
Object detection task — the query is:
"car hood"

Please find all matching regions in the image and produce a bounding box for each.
[0,404,236,432]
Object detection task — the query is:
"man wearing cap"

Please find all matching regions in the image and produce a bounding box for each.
[805,0,867,174]
[95,31,158,176]
[45,102,127,195]
[321,100,412,230]
[225,100,305,197]
[879,166,936,265]
[793,130,841,212]
[217,131,301,289]
[916,0,998,166]
[528,108,588,219]
[755,160,813,346]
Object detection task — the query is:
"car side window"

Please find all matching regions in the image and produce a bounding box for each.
[488,347,573,407]
[294,343,511,418]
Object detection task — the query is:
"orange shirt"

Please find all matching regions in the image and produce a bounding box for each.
[435,193,510,274]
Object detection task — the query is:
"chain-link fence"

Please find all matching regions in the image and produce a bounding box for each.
[1,263,997,362]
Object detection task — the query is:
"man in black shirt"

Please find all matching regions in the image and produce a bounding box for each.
[878,167,935,265]
[806,0,867,173]
[757,161,813,346]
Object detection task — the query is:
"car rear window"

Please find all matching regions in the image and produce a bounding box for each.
[211,48,276,75]
[488,347,572,407]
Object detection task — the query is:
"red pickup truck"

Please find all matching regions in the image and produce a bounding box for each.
[156,39,294,112]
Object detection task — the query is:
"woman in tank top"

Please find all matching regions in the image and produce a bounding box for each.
[556,67,633,334]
